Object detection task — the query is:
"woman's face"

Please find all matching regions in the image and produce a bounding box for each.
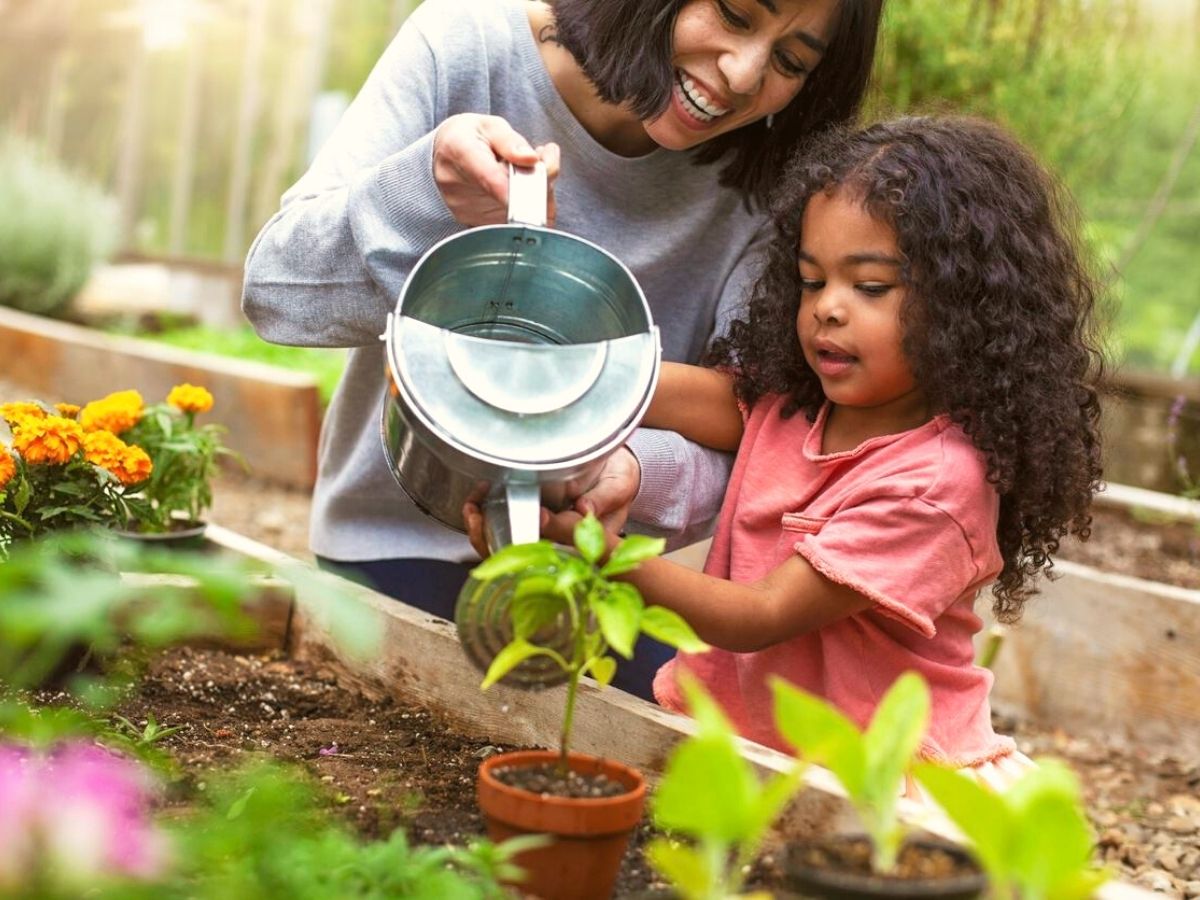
[642,0,839,151]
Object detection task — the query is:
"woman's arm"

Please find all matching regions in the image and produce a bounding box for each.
[643,363,743,451]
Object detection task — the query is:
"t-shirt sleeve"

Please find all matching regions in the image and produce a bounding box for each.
[791,495,984,638]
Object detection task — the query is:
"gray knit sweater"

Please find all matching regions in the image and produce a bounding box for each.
[242,0,769,562]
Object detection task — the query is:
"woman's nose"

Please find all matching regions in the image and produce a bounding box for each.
[718,40,770,96]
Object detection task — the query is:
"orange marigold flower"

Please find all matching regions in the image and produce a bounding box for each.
[1,401,47,426]
[83,430,152,485]
[0,445,15,491]
[117,444,153,486]
[12,415,85,466]
[80,390,144,435]
[55,403,82,419]
[167,383,214,415]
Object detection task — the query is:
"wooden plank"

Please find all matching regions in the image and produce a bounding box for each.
[1095,481,1200,525]
[985,559,1200,754]
[0,306,321,488]
[118,571,293,652]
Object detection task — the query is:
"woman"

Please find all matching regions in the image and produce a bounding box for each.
[241,0,883,698]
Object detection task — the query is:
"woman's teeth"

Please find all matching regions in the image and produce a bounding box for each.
[675,72,729,122]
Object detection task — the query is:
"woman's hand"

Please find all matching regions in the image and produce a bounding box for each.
[433,114,561,226]
[571,446,641,534]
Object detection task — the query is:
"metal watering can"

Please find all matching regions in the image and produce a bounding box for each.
[380,164,660,683]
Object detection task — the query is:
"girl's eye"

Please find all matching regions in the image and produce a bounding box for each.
[715,0,750,29]
[774,51,808,78]
[799,278,824,292]
[857,283,893,297]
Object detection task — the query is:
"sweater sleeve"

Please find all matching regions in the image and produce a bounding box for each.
[625,220,770,545]
[241,6,461,349]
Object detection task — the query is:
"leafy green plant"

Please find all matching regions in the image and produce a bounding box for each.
[648,674,806,900]
[914,758,1110,899]
[121,384,240,532]
[466,513,706,769]
[110,713,185,747]
[770,671,931,873]
[0,134,117,317]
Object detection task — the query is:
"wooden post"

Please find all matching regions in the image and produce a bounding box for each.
[168,30,205,256]
[223,0,269,263]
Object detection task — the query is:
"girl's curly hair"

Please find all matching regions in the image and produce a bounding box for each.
[710,116,1106,621]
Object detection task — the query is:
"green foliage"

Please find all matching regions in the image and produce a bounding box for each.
[95,761,523,900]
[122,398,237,532]
[0,134,117,317]
[914,758,1110,899]
[468,513,706,765]
[771,672,930,873]
[648,675,805,900]
[139,325,346,408]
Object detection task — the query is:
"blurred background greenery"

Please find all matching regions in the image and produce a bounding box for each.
[0,0,1197,376]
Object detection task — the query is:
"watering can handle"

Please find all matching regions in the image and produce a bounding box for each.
[507,162,548,228]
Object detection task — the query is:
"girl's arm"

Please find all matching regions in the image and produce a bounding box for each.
[625,552,874,652]
[643,362,744,452]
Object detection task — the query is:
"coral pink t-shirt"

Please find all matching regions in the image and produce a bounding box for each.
[653,397,1016,767]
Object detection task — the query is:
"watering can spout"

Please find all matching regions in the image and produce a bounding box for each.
[482,482,542,552]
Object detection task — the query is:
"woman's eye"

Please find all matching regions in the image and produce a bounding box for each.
[715,0,750,29]
[774,51,808,78]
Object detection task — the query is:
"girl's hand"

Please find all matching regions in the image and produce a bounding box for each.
[433,114,560,226]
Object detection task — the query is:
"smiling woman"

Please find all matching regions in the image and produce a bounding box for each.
[241,0,883,700]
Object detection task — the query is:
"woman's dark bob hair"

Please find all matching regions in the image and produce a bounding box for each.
[550,0,883,205]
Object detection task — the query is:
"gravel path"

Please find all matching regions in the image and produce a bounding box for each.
[3,378,1198,896]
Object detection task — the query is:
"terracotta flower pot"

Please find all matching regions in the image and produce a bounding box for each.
[783,835,986,899]
[477,749,646,900]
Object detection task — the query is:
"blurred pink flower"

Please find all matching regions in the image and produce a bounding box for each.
[0,741,169,890]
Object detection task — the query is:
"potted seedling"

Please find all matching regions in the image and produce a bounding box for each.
[771,672,987,899]
[647,672,807,900]
[460,513,708,900]
[914,757,1110,899]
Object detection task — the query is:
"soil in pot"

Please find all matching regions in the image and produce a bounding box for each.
[479,749,646,900]
[783,836,986,899]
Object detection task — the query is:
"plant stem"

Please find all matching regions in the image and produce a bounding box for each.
[558,666,580,774]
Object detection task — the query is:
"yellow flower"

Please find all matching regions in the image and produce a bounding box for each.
[0,445,15,491]
[12,415,85,466]
[1,401,47,427]
[80,390,144,435]
[167,383,214,415]
[55,403,81,419]
[83,430,153,486]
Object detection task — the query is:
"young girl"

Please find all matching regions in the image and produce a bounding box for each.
[542,115,1105,774]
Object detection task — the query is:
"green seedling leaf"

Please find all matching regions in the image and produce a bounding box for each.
[470,541,558,580]
[554,555,591,597]
[510,579,566,640]
[680,671,734,737]
[573,513,607,565]
[912,762,1011,880]
[481,638,563,689]
[592,583,642,659]
[861,672,930,854]
[771,677,866,798]
[653,734,758,841]
[640,605,708,653]
[600,533,666,576]
[586,655,616,686]
[646,838,713,900]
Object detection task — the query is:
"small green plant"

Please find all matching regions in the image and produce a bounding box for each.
[0,133,117,317]
[110,713,185,747]
[467,513,707,769]
[914,758,1110,899]
[770,671,931,874]
[648,674,806,900]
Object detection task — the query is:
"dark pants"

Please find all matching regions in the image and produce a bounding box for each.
[315,556,674,701]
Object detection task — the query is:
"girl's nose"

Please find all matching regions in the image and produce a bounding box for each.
[718,40,770,96]
[812,293,846,325]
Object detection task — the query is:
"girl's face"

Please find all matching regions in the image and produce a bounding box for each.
[641,0,839,151]
[795,189,924,417]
